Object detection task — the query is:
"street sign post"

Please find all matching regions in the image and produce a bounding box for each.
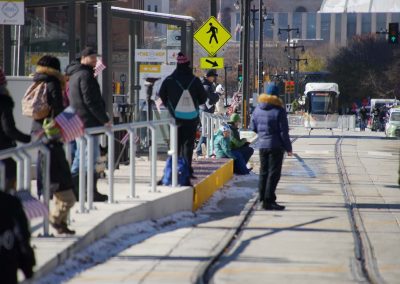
[200,57,224,69]
[194,16,231,56]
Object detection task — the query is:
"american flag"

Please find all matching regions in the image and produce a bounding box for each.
[55,106,84,142]
[120,132,139,145]
[15,190,48,220]
[94,58,106,77]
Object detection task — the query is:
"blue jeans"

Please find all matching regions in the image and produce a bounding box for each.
[71,137,100,175]
[234,145,254,164]
[231,150,250,175]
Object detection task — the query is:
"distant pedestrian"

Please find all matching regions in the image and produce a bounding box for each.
[214,84,225,115]
[0,191,36,284]
[250,84,292,210]
[359,106,367,131]
[213,124,250,175]
[196,70,220,157]
[30,55,76,234]
[228,113,254,164]
[0,68,31,190]
[159,52,208,178]
[68,47,110,202]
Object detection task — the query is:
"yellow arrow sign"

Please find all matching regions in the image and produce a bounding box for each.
[194,16,231,56]
[200,57,224,69]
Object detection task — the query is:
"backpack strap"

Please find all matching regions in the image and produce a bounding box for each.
[175,77,196,91]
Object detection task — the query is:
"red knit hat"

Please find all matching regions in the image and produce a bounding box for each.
[0,68,6,86]
[177,52,189,64]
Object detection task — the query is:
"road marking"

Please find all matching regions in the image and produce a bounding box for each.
[304,150,330,155]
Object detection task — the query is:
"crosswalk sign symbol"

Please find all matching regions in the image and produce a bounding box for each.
[194,16,232,56]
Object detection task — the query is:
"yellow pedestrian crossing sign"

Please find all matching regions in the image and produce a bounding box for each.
[200,57,224,69]
[194,16,231,56]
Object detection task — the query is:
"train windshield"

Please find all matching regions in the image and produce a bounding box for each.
[307,92,338,114]
[390,112,400,121]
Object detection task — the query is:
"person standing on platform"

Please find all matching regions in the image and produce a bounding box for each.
[250,84,292,210]
[68,47,110,202]
[0,68,31,191]
[159,52,207,178]
[195,70,220,157]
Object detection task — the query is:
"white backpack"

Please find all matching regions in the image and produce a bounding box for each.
[174,78,198,120]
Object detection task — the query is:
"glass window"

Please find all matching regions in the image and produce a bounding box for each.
[336,14,342,42]
[347,13,356,40]
[307,13,316,39]
[278,13,288,41]
[376,13,386,32]
[362,13,371,34]
[264,15,274,39]
[321,13,330,42]
[391,13,400,25]
[293,12,302,37]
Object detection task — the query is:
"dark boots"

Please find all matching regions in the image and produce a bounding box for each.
[72,173,108,202]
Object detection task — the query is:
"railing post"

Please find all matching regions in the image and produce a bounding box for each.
[78,137,87,213]
[206,116,211,158]
[40,146,51,237]
[21,149,31,191]
[128,128,137,198]
[170,123,178,187]
[150,125,157,192]
[14,153,24,190]
[107,130,115,203]
[0,161,5,191]
[86,135,94,211]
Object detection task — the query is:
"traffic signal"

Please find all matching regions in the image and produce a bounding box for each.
[388,22,399,44]
[237,63,243,82]
[285,81,295,94]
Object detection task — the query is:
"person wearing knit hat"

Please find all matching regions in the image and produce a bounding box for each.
[250,82,292,211]
[159,52,208,178]
[0,68,31,191]
[227,113,254,165]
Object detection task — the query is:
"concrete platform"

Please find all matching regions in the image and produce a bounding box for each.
[27,155,234,282]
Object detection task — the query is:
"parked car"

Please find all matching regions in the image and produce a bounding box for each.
[385,108,400,138]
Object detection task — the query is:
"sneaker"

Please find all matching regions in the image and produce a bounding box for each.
[50,222,76,235]
[93,191,108,202]
[263,202,285,211]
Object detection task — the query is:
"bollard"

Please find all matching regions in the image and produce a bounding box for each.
[86,135,95,211]
[128,128,137,198]
[107,131,115,203]
[78,138,87,213]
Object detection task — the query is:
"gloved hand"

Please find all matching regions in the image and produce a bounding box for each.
[42,118,61,141]
[215,84,225,95]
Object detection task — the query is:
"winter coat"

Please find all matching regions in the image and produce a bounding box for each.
[67,61,109,128]
[30,66,65,134]
[250,95,292,152]
[213,130,236,160]
[159,65,208,124]
[199,77,220,113]
[0,191,35,284]
[0,90,31,151]
[30,67,73,193]
[227,121,247,149]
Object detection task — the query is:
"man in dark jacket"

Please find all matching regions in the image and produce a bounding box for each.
[0,68,31,190]
[159,52,207,177]
[68,47,110,201]
[0,191,36,284]
[250,84,292,210]
[196,70,220,156]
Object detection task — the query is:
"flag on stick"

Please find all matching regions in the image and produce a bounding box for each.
[94,58,106,77]
[55,106,84,142]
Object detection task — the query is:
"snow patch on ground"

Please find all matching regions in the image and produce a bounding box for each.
[35,175,258,284]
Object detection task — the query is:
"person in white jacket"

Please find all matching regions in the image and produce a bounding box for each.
[214,84,225,115]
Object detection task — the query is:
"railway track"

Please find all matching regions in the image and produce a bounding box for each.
[196,136,384,284]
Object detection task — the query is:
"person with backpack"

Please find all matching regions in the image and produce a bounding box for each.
[250,84,292,211]
[195,70,221,157]
[0,191,36,284]
[29,55,76,234]
[0,68,31,191]
[158,52,208,178]
[67,47,110,202]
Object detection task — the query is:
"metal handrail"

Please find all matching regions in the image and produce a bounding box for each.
[201,112,229,157]
[0,140,51,236]
[78,118,178,213]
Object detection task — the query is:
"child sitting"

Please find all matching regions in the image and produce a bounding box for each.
[213,124,250,175]
[227,113,254,164]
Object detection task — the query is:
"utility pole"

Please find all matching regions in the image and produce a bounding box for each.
[210,0,217,17]
[241,0,251,128]
[258,1,274,95]
[250,5,259,95]
[286,42,305,98]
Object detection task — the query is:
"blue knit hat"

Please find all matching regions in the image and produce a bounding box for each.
[266,83,279,96]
